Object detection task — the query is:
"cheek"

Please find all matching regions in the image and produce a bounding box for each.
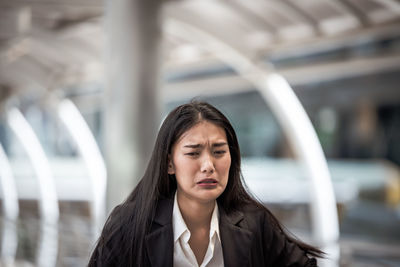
[174,156,199,182]
[218,157,231,177]
[175,156,196,172]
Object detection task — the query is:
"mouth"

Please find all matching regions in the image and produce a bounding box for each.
[197,178,218,187]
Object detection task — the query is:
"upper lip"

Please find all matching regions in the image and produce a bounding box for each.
[197,178,217,184]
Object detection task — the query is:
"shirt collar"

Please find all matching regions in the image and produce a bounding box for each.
[210,200,221,242]
[172,192,220,243]
[172,192,189,243]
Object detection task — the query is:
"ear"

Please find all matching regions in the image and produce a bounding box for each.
[167,155,175,174]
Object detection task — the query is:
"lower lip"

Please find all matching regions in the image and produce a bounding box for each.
[197,182,218,188]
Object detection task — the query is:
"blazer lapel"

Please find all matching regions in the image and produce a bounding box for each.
[219,208,253,267]
[145,198,254,267]
[145,198,174,267]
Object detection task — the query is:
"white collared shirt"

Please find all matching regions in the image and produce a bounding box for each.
[172,193,224,267]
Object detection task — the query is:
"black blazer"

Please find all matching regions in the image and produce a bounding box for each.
[146,198,317,267]
[91,198,318,267]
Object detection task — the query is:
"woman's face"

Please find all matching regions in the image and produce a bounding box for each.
[168,121,231,205]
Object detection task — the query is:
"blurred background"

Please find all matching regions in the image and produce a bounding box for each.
[1,0,400,266]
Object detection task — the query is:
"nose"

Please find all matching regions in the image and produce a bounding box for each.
[200,153,215,174]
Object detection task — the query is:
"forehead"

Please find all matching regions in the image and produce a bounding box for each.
[176,121,227,145]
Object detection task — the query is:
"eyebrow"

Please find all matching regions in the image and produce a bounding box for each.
[213,142,228,147]
[183,142,228,148]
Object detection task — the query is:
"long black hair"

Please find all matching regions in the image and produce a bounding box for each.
[88,101,323,266]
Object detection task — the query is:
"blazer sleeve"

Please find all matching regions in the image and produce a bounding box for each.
[262,211,318,267]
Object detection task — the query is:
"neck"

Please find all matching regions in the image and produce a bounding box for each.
[177,193,215,229]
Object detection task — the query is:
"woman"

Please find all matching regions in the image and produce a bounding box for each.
[88,101,323,267]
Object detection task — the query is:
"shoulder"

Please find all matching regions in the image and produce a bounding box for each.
[236,202,270,225]
[231,204,318,263]
[219,202,270,234]
[232,203,295,247]
[241,206,319,267]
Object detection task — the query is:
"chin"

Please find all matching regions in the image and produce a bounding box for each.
[196,189,224,202]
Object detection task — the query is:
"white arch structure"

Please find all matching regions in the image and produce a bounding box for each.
[164,18,340,266]
[7,108,59,267]
[0,143,19,266]
[57,98,107,240]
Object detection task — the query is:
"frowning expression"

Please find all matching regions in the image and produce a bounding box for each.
[168,121,231,204]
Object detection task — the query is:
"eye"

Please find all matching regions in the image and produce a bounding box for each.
[214,150,227,156]
[185,152,200,156]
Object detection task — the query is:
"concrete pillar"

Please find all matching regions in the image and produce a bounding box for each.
[104,0,163,212]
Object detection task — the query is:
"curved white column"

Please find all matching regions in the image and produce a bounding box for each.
[7,108,59,267]
[165,18,340,266]
[261,74,340,266]
[0,143,19,266]
[57,99,107,240]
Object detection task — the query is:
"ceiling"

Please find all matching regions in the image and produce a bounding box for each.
[1,0,400,104]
